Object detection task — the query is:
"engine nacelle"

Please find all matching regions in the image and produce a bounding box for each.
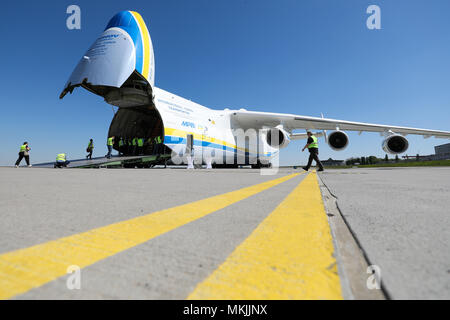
[382,134,409,154]
[327,131,349,151]
[265,126,291,149]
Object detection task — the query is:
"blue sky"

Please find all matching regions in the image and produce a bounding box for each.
[1,0,449,166]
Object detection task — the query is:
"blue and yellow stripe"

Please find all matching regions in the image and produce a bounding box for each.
[164,127,274,157]
[105,11,153,84]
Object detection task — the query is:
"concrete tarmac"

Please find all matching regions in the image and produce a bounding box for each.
[320,167,450,299]
[0,166,448,299]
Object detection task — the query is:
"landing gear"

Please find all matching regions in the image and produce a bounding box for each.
[251,160,272,169]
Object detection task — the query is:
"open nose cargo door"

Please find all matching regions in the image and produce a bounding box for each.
[59,10,155,108]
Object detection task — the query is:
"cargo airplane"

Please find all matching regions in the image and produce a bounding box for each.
[60,11,450,168]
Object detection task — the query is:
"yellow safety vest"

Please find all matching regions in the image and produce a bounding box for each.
[20,144,27,152]
[138,138,144,147]
[308,136,319,149]
[107,137,114,146]
[87,141,94,150]
[56,153,66,162]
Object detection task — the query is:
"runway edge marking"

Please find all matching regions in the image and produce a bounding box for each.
[0,173,300,300]
[187,171,343,300]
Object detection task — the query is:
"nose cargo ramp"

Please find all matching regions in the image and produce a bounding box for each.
[81,155,171,168]
[60,10,155,107]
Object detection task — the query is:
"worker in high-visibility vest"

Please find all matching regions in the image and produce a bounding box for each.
[137,138,144,155]
[147,137,153,155]
[15,142,32,167]
[301,131,324,171]
[157,135,163,155]
[86,139,94,160]
[118,137,124,156]
[152,135,163,156]
[54,153,70,168]
[106,136,115,159]
[127,138,132,155]
[132,137,138,155]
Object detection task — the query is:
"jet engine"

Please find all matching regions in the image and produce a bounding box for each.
[265,126,291,149]
[327,131,349,151]
[382,134,409,154]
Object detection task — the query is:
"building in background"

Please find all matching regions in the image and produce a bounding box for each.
[434,142,450,160]
[321,158,345,166]
[403,142,450,161]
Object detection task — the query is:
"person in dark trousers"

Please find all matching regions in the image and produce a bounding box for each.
[15,142,32,167]
[132,137,138,155]
[153,135,162,156]
[54,153,70,168]
[118,137,124,156]
[86,139,94,160]
[127,138,132,155]
[106,136,114,159]
[302,131,324,172]
[137,137,144,155]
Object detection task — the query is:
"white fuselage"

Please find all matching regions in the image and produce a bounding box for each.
[153,87,277,166]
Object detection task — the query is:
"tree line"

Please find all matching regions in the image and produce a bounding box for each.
[345,154,400,165]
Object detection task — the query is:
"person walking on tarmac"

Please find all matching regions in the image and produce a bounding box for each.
[86,139,94,160]
[15,142,32,167]
[54,153,70,168]
[302,131,324,172]
[106,136,115,159]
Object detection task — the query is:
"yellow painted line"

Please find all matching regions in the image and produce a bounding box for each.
[187,172,343,300]
[0,173,299,300]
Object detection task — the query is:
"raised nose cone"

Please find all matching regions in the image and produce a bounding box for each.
[105,11,139,30]
[60,10,155,104]
[104,10,154,86]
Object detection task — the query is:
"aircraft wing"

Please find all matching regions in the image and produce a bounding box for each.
[230,110,450,138]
